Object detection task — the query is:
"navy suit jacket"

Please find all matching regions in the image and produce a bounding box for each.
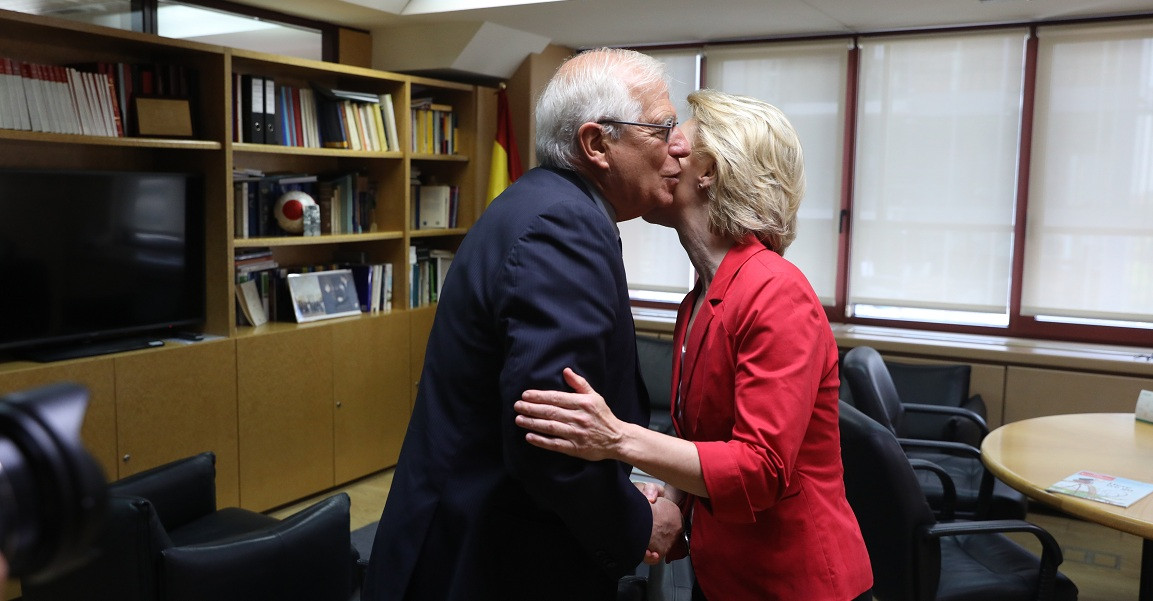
[362,167,652,601]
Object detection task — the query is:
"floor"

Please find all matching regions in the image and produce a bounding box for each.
[269,468,395,531]
[275,469,1145,601]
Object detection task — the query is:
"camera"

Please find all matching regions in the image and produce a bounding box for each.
[0,382,107,578]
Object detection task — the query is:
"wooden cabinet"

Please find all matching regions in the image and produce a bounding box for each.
[113,340,241,505]
[0,9,493,512]
[0,358,118,477]
[332,313,412,484]
[237,327,335,511]
[1003,366,1153,423]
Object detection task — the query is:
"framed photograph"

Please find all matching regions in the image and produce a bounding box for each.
[134,97,194,137]
[286,269,363,323]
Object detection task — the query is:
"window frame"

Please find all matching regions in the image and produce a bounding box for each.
[625,19,1153,348]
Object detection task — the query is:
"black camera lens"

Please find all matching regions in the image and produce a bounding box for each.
[0,383,107,578]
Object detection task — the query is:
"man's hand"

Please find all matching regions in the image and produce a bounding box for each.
[645,496,683,565]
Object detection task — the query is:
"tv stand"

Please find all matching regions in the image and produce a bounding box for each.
[24,337,165,362]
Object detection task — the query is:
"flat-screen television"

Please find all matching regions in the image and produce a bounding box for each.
[0,169,205,361]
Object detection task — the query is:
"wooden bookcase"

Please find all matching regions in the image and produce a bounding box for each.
[0,9,494,513]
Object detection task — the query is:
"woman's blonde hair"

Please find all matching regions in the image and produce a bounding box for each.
[687,89,805,254]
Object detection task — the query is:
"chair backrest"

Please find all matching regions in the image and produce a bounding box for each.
[886,361,971,408]
[110,452,217,533]
[636,335,675,434]
[160,493,356,601]
[22,495,172,601]
[841,346,905,434]
[839,400,941,601]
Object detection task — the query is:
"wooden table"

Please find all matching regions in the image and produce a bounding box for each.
[982,413,1153,600]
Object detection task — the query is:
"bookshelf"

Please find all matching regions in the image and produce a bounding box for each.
[0,9,494,514]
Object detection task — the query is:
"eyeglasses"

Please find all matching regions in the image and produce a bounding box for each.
[596,117,678,143]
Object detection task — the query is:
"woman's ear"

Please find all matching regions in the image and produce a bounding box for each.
[577,122,611,170]
[698,160,717,190]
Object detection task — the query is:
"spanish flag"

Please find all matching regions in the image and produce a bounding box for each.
[486,86,523,204]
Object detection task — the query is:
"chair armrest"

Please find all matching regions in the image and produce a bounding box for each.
[963,393,987,417]
[160,493,356,601]
[110,452,217,531]
[908,458,957,521]
[896,438,981,460]
[902,403,989,438]
[927,519,1065,601]
[899,438,997,518]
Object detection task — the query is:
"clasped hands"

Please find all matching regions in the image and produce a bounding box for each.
[636,482,690,564]
[515,368,687,564]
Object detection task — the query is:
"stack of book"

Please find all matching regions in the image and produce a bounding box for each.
[347,262,395,313]
[233,170,376,238]
[230,76,400,151]
[0,58,195,137]
[409,246,454,308]
[234,248,278,327]
[410,97,456,154]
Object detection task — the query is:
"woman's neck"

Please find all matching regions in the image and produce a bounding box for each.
[678,222,731,294]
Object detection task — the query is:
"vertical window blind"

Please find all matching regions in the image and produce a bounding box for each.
[621,49,698,301]
[1024,22,1153,327]
[849,31,1027,325]
[704,41,849,305]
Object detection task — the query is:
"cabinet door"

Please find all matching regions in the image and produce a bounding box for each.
[332,313,411,484]
[1004,366,1153,423]
[0,359,117,478]
[237,327,334,511]
[114,340,240,505]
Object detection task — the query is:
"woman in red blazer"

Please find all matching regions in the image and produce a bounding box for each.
[516,89,872,601]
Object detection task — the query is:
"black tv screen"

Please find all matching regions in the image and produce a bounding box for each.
[0,169,205,360]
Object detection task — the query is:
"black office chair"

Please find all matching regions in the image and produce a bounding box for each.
[636,334,676,435]
[22,452,360,601]
[618,575,647,601]
[886,360,987,447]
[841,345,1027,520]
[838,401,1078,601]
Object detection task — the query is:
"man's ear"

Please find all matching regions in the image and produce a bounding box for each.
[577,122,611,170]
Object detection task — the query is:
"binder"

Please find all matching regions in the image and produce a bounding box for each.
[262,76,279,145]
[240,74,263,143]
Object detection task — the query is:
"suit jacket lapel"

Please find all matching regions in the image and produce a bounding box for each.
[671,235,768,434]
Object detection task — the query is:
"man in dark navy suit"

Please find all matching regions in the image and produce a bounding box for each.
[362,48,690,601]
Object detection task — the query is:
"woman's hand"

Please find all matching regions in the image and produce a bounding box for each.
[515,367,626,462]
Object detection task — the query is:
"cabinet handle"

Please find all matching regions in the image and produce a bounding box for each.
[122,454,131,463]
[336,401,342,408]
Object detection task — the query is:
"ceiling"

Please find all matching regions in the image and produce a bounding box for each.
[231,0,1153,49]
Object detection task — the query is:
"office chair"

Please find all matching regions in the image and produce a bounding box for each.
[841,345,1027,520]
[636,335,676,435]
[839,401,1078,601]
[886,360,987,446]
[22,452,359,601]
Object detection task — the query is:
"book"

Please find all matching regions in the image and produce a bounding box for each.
[430,249,454,301]
[416,184,452,229]
[236,278,269,327]
[1047,470,1153,508]
[379,93,400,152]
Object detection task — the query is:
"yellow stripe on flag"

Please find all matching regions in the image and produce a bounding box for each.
[487,140,511,204]
[486,87,522,205]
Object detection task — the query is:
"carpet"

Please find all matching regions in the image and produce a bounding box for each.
[351,521,378,560]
